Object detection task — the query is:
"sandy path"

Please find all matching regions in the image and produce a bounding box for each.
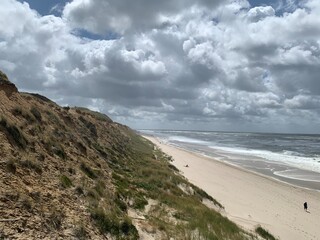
[144,136,320,240]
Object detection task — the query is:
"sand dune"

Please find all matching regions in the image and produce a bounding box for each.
[145,136,320,240]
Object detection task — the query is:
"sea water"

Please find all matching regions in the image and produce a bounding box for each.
[140,130,320,190]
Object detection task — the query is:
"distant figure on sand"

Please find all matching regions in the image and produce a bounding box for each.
[184,164,189,167]
[304,202,308,211]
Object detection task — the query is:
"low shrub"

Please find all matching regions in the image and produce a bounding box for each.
[80,162,97,179]
[87,189,99,200]
[43,139,66,159]
[193,185,223,208]
[21,198,32,211]
[12,107,35,123]
[168,163,179,172]
[74,225,87,240]
[115,197,127,212]
[79,116,97,137]
[75,186,84,195]
[90,208,138,238]
[92,143,108,158]
[120,217,138,237]
[47,208,65,230]
[94,181,106,197]
[30,191,41,202]
[6,160,16,174]
[132,194,148,210]
[255,226,277,240]
[0,117,27,149]
[0,230,7,240]
[60,175,73,188]
[90,208,118,234]
[20,159,42,174]
[30,106,42,121]
[53,144,67,159]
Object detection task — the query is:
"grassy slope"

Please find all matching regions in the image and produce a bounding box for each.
[0,73,259,239]
[109,131,256,239]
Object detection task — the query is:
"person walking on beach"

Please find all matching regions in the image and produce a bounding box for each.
[304,202,308,212]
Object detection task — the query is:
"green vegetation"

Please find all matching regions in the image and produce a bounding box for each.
[47,208,65,230]
[93,180,106,197]
[76,141,87,155]
[54,144,67,159]
[90,207,138,239]
[28,93,53,103]
[92,142,108,158]
[192,184,223,208]
[43,138,67,159]
[60,175,73,188]
[75,186,84,195]
[21,197,32,211]
[0,77,260,239]
[20,159,42,174]
[108,131,254,239]
[30,106,42,122]
[45,110,61,125]
[0,231,7,240]
[0,70,9,82]
[74,225,87,240]
[75,107,112,122]
[80,162,97,179]
[6,159,16,174]
[12,107,35,123]
[255,226,277,240]
[79,116,97,137]
[0,116,27,149]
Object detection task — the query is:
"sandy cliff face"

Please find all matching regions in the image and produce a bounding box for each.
[0,71,137,239]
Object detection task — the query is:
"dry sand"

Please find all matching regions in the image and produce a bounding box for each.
[144,136,320,240]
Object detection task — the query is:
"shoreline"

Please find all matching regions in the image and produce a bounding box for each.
[166,141,320,191]
[143,135,320,240]
[151,135,320,192]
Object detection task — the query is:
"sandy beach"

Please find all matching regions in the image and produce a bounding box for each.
[144,136,320,240]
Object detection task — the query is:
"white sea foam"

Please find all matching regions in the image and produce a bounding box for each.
[274,170,320,182]
[139,129,156,134]
[209,146,320,173]
[167,136,210,145]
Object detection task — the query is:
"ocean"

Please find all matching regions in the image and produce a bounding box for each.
[140,130,320,190]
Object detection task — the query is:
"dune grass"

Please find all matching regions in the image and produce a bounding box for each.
[90,207,138,239]
[60,175,73,188]
[255,226,277,240]
[109,131,256,239]
[0,116,27,149]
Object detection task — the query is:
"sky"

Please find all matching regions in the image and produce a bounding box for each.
[1,0,320,134]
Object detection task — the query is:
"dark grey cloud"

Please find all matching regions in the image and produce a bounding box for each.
[271,65,320,95]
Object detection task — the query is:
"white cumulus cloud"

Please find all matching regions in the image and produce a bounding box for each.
[1,0,320,133]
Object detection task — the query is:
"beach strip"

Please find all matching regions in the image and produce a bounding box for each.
[144,136,320,240]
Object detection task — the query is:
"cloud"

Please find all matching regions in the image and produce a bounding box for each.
[1,0,320,133]
[247,6,275,22]
[0,0,77,90]
[284,95,320,109]
[274,0,300,13]
[62,0,224,35]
